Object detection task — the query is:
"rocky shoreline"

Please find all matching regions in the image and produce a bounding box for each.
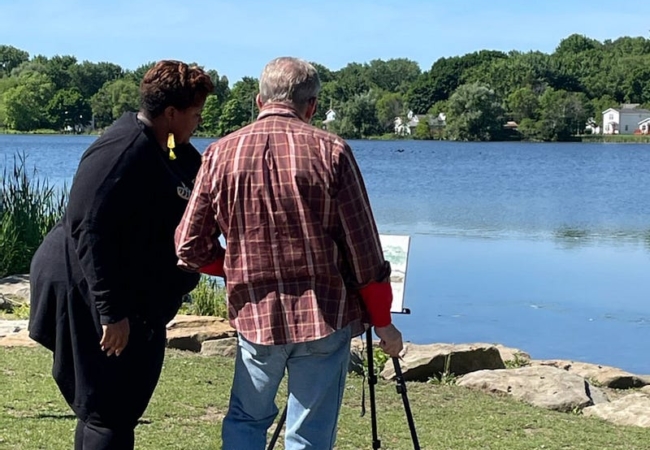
[3,275,650,429]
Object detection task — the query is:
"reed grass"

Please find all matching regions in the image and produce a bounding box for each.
[0,153,67,278]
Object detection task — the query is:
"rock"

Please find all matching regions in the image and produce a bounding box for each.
[166,315,236,352]
[473,343,531,366]
[530,359,647,389]
[380,342,505,382]
[457,365,604,412]
[0,275,31,306]
[201,337,238,357]
[583,393,650,427]
[0,327,36,347]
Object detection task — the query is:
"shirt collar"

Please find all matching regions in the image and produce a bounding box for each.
[257,103,303,121]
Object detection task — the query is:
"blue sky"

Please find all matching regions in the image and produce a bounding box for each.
[1,0,648,84]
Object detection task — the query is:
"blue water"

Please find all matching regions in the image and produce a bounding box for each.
[3,135,650,374]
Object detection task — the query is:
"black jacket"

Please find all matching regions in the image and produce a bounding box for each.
[29,112,201,349]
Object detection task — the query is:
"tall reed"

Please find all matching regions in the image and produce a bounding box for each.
[0,153,68,278]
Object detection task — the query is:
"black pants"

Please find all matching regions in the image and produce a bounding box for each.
[55,317,166,450]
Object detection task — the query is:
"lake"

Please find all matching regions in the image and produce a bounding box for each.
[2,134,650,374]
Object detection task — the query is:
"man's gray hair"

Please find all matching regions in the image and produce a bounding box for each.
[259,57,321,107]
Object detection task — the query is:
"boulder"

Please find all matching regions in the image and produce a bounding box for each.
[380,342,505,382]
[583,393,650,428]
[166,315,236,352]
[531,359,647,389]
[201,337,238,357]
[457,365,607,412]
[0,274,30,307]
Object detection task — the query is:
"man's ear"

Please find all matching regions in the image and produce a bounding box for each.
[256,94,264,110]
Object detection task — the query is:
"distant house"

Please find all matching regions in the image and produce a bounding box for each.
[395,110,447,136]
[322,109,336,130]
[603,104,650,135]
[638,118,650,134]
[394,110,433,135]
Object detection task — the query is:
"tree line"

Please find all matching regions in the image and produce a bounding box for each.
[1,33,649,141]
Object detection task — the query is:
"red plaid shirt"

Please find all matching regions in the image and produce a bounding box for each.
[175,103,387,345]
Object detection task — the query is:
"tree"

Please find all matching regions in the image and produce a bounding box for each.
[217,77,258,136]
[375,92,404,132]
[537,89,592,140]
[554,34,602,56]
[206,69,230,104]
[43,55,78,90]
[445,83,505,141]
[47,88,91,130]
[2,73,55,130]
[70,61,124,98]
[507,87,540,122]
[337,92,381,138]
[90,78,139,128]
[0,45,29,78]
[200,95,221,136]
[127,62,156,84]
[366,58,421,93]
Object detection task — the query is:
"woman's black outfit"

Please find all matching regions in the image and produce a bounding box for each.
[28,112,201,449]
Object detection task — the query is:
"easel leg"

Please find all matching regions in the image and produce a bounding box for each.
[267,405,287,450]
[366,328,381,449]
[392,357,421,449]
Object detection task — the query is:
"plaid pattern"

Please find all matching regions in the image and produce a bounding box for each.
[175,104,387,345]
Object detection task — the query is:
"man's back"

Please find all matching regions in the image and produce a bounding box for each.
[204,104,384,345]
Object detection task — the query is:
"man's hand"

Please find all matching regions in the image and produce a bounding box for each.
[374,323,403,357]
[100,318,130,357]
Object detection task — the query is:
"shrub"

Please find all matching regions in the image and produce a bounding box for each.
[0,154,67,278]
[180,275,228,319]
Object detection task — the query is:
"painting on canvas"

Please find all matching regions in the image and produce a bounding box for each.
[379,234,411,313]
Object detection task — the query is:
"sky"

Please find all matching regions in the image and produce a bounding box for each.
[1,0,649,84]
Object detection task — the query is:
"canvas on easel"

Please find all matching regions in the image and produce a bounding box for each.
[378,234,411,314]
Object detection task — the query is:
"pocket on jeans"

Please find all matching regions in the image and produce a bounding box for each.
[306,326,351,356]
[238,334,271,358]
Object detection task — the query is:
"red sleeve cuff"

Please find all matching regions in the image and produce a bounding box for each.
[359,281,393,327]
[199,258,225,277]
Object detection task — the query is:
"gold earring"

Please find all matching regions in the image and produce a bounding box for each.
[167,133,177,160]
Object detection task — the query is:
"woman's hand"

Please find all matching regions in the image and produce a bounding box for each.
[100,318,130,357]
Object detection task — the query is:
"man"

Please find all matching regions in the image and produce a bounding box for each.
[175,56,403,450]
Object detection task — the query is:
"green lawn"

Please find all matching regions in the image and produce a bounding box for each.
[1,347,649,449]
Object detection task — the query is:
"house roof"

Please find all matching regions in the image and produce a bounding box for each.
[603,107,650,114]
[639,118,650,125]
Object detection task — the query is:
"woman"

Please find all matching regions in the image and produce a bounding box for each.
[28,60,214,449]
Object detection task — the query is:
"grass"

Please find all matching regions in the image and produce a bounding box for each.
[2,347,650,449]
[0,153,67,278]
[580,134,650,143]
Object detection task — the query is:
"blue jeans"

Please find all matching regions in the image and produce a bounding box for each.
[221,325,352,450]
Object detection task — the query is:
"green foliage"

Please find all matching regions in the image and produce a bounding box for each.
[199,95,222,137]
[427,353,457,385]
[0,45,29,78]
[504,353,531,369]
[0,154,67,278]
[3,34,650,140]
[445,83,506,141]
[179,276,228,319]
[2,73,54,131]
[217,77,257,136]
[90,78,139,128]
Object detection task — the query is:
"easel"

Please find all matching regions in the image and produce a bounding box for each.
[267,312,420,450]
[268,234,419,449]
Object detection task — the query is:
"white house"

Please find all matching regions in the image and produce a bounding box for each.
[394,110,428,135]
[321,109,336,129]
[603,104,650,135]
[639,118,650,134]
